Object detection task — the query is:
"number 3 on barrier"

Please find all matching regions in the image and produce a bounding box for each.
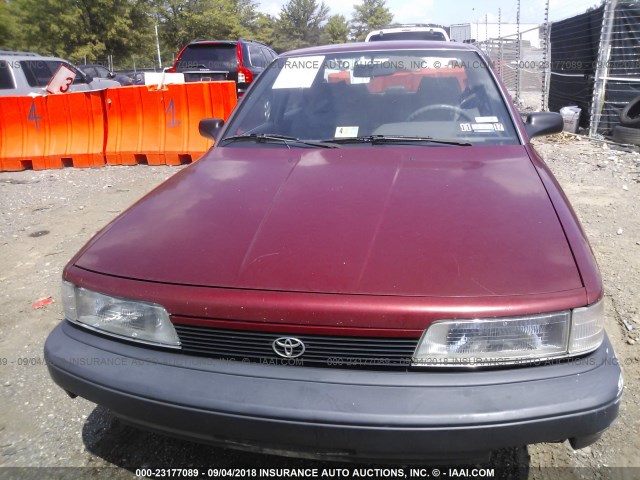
[46,64,77,95]
[59,77,73,93]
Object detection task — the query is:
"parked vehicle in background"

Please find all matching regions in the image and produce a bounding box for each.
[365,24,450,42]
[168,39,277,95]
[79,64,133,86]
[114,69,157,86]
[123,71,146,85]
[45,41,622,463]
[0,51,120,96]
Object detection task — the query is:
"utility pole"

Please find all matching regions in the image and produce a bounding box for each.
[499,8,502,79]
[155,23,162,69]
[485,14,488,44]
[516,0,521,104]
[542,0,550,110]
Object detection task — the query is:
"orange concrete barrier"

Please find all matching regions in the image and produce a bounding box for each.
[43,91,106,169]
[0,81,237,171]
[162,81,237,165]
[0,91,106,171]
[0,96,49,171]
[368,68,467,93]
[104,86,165,166]
[104,81,237,166]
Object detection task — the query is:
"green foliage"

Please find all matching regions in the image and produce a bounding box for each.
[3,0,156,68]
[251,12,278,47]
[273,0,329,52]
[350,0,393,41]
[0,1,20,50]
[586,1,605,13]
[154,0,258,56]
[0,0,394,68]
[322,14,349,44]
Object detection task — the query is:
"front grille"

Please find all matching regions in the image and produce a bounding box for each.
[174,325,420,370]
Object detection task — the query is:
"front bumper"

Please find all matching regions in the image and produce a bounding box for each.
[45,321,622,463]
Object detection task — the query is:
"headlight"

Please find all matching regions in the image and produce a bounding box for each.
[413,300,605,367]
[569,300,605,354]
[62,281,180,348]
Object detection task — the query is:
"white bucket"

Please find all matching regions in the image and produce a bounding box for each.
[560,106,581,134]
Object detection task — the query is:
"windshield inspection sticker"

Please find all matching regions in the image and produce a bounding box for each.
[475,116,499,123]
[273,56,325,89]
[335,126,359,138]
[471,123,495,132]
[494,123,505,131]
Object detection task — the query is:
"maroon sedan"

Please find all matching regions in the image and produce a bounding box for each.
[45,42,622,463]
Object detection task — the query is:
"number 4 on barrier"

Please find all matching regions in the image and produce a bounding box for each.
[165,99,181,127]
[28,102,43,130]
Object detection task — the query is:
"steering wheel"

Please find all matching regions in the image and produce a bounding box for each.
[407,104,473,123]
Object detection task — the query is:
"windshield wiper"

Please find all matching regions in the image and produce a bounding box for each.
[325,135,472,147]
[220,133,339,148]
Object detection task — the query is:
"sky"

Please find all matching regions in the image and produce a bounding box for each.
[257,0,596,26]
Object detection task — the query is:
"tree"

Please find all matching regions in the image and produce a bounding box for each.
[586,2,605,13]
[350,0,392,42]
[0,0,20,50]
[1,0,268,69]
[8,0,156,67]
[154,0,259,56]
[273,0,330,52]
[322,14,349,44]
[250,12,278,47]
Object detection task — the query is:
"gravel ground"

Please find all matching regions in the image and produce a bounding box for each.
[0,134,639,479]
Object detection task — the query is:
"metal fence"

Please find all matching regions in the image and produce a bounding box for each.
[474,0,640,138]
[475,26,549,111]
[589,0,640,136]
[70,55,163,73]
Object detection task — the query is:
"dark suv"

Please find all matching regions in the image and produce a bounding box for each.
[168,39,277,94]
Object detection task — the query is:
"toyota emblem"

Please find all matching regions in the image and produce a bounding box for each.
[272,337,305,358]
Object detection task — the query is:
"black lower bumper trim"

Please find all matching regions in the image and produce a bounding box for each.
[44,321,622,462]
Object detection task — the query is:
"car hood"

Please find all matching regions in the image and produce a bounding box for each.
[74,145,582,297]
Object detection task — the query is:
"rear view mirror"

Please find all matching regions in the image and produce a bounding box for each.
[524,112,564,139]
[199,118,225,141]
[353,63,396,78]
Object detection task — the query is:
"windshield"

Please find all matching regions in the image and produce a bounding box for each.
[223,49,519,147]
[176,44,237,71]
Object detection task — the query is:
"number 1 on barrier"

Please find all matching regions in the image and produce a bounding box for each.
[165,99,181,127]
[28,102,43,130]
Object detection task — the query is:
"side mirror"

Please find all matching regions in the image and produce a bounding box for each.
[82,72,93,84]
[524,112,564,139]
[199,118,225,141]
[107,72,116,79]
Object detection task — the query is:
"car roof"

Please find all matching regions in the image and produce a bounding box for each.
[282,41,478,57]
[0,50,41,56]
[190,40,238,45]
[374,25,448,32]
[188,39,272,48]
[0,54,68,62]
